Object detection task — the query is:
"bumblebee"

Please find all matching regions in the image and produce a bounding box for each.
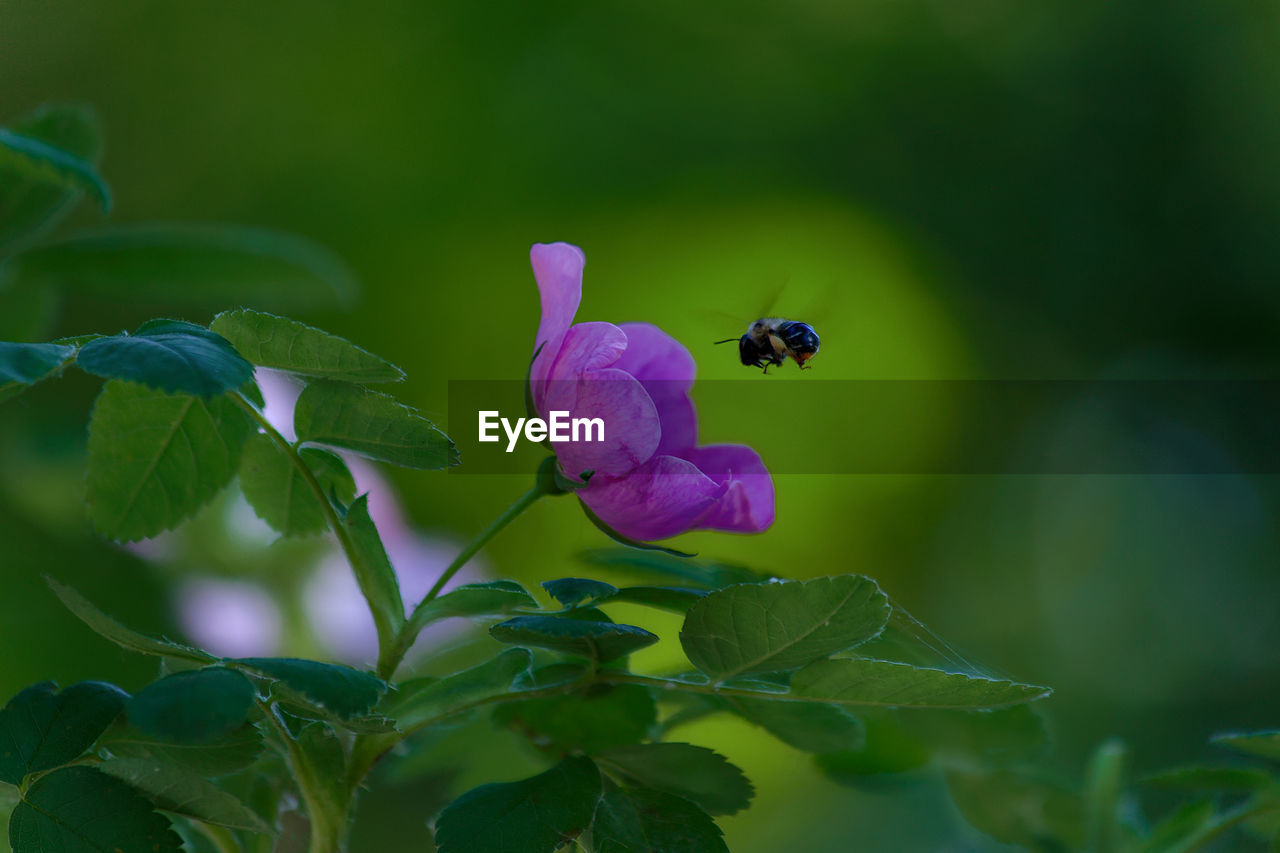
[716,318,820,373]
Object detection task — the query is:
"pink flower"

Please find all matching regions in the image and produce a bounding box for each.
[529,242,774,541]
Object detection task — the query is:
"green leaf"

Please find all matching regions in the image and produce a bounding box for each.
[1214,730,1280,762]
[433,756,602,853]
[85,380,256,541]
[0,128,110,211]
[293,379,457,469]
[128,668,256,744]
[578,549,768,589]
[0,104,102,251]
[409,580,537,629]
[590,785,728,853]
[679,575,890,682]
[0,681,127,785]
[230,658,386,720]
[490,616,658,663]
[5,223,356,310]
[386,649,532,732]
[605,586,707,613]
[289,723,347,833]
[1144,766,1277,792]
[209,309,404,383]
[896,705,1048,769]
[542,577,619,607]
[342,494,407,651]
[718,694,864,754]
[815,715,934,781]
[77,320,254,397]
[98,723,264,777]
[0,341,76,404]
[595,743,753,816]
[494,680,656,753]
[1084,739,1127,853]
[98,757,273,833]
[789,658,1051,710]
[46,578,217,664]
[945,769,1084,851]
[1142,800,1216,853]
[238,436,355,537]
[9,766,182,853]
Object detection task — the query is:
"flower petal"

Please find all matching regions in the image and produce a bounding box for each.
[545,366,661,477]
[546,321,628,385]
[615,323,699,456]
[579,454,725,541]
[684,444,775,533]
[529,242,586,410]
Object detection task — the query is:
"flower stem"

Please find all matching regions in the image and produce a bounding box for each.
[381,481,548,677]
[231,392,406,670]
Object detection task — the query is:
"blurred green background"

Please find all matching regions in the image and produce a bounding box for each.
[3,1,1279,850]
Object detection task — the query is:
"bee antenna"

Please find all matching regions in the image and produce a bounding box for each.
[712,338,739,345]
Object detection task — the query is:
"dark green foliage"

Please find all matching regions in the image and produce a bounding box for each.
[605,586,707,613]
[1213,730,1280,762]
[0,104,101,251]
[9,766,182,853]
[945,769,1085,851]
[0,341,75,402]
[578,549,768,589]
[238,436,355,536]
[47,578,216,664]
[387,649,532,732]
[127,668,256,744]
[77,320,253,397]
[0,128,109,212]
[494,682,656,753]
[293,379,457,469]
[0,681,127,784]
[680,576,890,681]
[411,580,537,625]
[433,756,603,853]
[595,743,753,816]
[790,658,1051,709]
[211,308,404,383]
[98,723,264,777]
[85,380,256,541]
[542,577,619,607]
[591,786,728,853]
[491,615,658,663]
[718,693,865,754]
[342,494,407,648]
[98,758,273,833]
[231,658,386,720]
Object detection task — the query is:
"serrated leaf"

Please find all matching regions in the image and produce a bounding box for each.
[210,309,404,383]
[0,104,101,251]
[128,668,255,744]
[0,681,127,784]
[1214,730,1280,762]
[542,577,619,607]
[77,320,253,397]
[1144,766,1277,792]
[387,649,533,732]
[591,785,728,853]
[0,341,76,404]
[409,581,537,631]
[230,658,385,720]
[98,723,264,777]
[98,757,273,833]
[47,577,217,664]
[790,658,1051,710]
[9,766,182,853]
[0,128,110,211]
[433,756,602,853]
[578,549,768,589]
[946,769,1084,851]
[680,576,890,682]
[293,379,457,469]
[342,494,407,655]
[6,223,356,310]
[606,586,707,613]
[490,616,658,663]
[238,435,355,536]
[718,694,864,754]
[85,380,255,541]
[494,679,655,754]
[595,743,753,816]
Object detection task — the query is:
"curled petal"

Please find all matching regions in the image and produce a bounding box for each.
[579,455,725,541]
[546,322,628,386]
[684,444,775,533]
[545,367,661,478]
[529,243,586,410]
[615,323,698,456]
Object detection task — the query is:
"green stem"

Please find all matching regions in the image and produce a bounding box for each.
[259,700,347,853]
[381,481,547,678]
[232,393,405,672]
